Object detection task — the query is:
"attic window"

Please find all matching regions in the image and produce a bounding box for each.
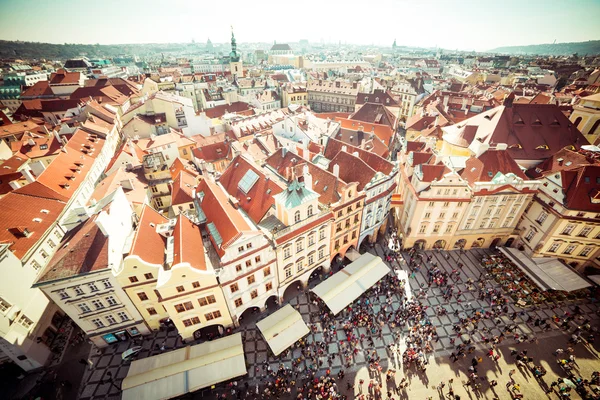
[32,218,42,223]
[584,176,590,184]
[532,118,542,126]
[40,209,49,214]
[508,144,522,149]
[323,185,328,191]
[487,171,493,177]
[40,144,48,150]
[535,167,542,173]
[535,145,549,150]
[565,161,572,166]
[216,149,222,153]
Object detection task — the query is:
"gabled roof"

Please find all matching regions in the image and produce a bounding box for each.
[49,69,81,85]
[90,167,148,207]
[12,131,61,159]
[203,101,253,119]
[327,151,376,191]
[20,81,53,98]
[418,164,450,183]
[460,150,527,185]
[355,89,399,107]
[442,104,587,162]
[561,165,600,212]
[198,178,252,257]
[335,118,394,149]
[84,78,141,97]
[0,191,66,259]
[36,214,109,283]
[324,138,394,175]
[0,120,46,139]
[171,170,197,206]
[70,85,129,105]
[129,205,168,265]
[350,103,397,129]
[172,214,206,270]
[219,155,284,223]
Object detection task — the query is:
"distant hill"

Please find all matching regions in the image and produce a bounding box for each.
[0,40,201,60]
[488,40,600,56]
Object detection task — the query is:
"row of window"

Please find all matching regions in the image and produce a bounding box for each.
[77,296,119,313]
[174,295,217,313]
[423,212,460,220]
[307,94,354,104]
[334,231,358,249]
[294,206,315,224]
[547,242,594,257]
[560,223,599,238]
[230,268,271,293]
[58,280,113,299]
[283,229,327,259]
[335,216,360,232]
[128,272,155,284]
[283,249,325,279]
[427,201,464,208]
[90,312,130,329]
[233,282,273,308]
[235,256,263,273]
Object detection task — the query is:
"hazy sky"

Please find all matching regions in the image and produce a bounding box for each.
[1,0,599,51]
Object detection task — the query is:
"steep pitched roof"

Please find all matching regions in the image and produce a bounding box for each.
[461,150,527,184]
[0,192,66,259]
[129,205,167,265]
[350,103,397,129]
[327,151,375,191]
[324,138,394,175]
[36,215,109,283]
[203,101,253,119]
[218,155,285,223]
[561,165,600,212]
[172,214,206,270]
[171,170,197,206]
[442,104,587,162]
[198,178,252,257]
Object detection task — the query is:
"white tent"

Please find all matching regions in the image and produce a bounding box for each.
[256,304,310,356]
[121,333,247,400]
[499,247,591,292]
[346,247,362,261]
[311,252,390,315]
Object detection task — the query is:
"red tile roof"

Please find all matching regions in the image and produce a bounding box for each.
[327,151,375,191]
[172,214,206,270]
[198,178,252,257]
[350,103,397,129]
[12,132,61,159]
[324,138,394,175]
[129,205,167,265]
[461,150,527,185]
[36,214,109,283]
[0,191,66,259]
[355,89,399,107]
[560,166,600,212]
[419,164,450,183]
[49,69,81,85]
[171,170,197,206]
[443,104,587,162]
[203,102,253,119]
[20,81,53,98]
[218,155,284,223]
[70,86,128,106]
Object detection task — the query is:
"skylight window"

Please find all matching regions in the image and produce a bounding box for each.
[207,222,223,247]
[238,169,259,194]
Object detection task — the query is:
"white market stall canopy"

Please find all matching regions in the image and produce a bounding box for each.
[499,247,591,293]
[311,252,390,315]
[588,275,600,286]
[346,247,362,262]
[121,333,247,400]
[256,304,310,356]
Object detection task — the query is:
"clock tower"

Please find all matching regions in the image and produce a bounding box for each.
[229,27,243,79]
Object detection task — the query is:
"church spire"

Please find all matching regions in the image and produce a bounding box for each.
[229,26,239,62]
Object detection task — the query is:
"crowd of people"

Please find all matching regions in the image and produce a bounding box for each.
[213,228,599,400]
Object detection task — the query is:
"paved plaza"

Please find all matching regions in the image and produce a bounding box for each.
[75,243,600,400]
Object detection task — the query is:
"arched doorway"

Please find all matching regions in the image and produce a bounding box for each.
[265,295,279,311]
[472,237,485,248]
[490,238,502,248]
[433,239,446,250]
[505,237,515,247]
[309,265,324,282]
[282,280,304,302]
[414,239,426,250]
[193,324,225,341]
[359,236,372,252]
[238,306,261,326]
[453,239,466,249]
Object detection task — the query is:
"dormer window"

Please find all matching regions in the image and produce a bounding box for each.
[294,211,301,223]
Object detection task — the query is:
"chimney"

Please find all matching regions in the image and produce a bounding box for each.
[302,147,310,160]
[95,211,111,237]
[9,180,21,190]
[303,164,313,191]
[333,164,340,177]
[22,168,36,184]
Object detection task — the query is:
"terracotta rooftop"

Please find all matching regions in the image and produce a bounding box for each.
[324,138,394,175]
[171,170,197,206]
[442,103,587,162]
[461,150,527,185]
[327,151,375,191]
[0,191,66,259]
[36,214,109,283]
[218,155,285,224]
[129,205,168,265]
[350,103,397,129]
[172,214,206,270]
[204,101,253,119]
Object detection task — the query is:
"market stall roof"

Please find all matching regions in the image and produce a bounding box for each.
[121,333,247,400]
[588,275,600,286]
[256,304,310,356]
[311,252,390,315]
[345,247,361,261]
[498,247,591,293]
